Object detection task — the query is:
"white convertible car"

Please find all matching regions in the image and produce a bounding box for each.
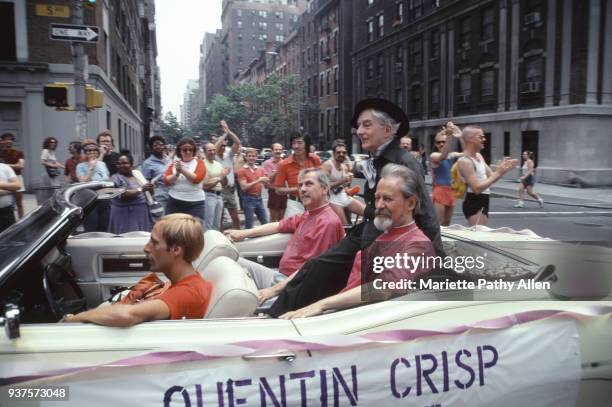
[0,182,610,406]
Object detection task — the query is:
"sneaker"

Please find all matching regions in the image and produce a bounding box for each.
[513,201,524,208]
[538,198,544,208]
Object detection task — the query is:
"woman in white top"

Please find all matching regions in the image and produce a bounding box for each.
[163,137,206,222]
[39,137,65,203]
[514,150,544,208]
[321,141,365,224]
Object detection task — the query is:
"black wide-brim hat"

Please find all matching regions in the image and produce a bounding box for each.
[351,98,410,138]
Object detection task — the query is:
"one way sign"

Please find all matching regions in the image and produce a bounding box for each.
[50,23,99,43]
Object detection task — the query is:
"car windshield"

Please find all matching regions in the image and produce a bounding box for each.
[0,199,64,282]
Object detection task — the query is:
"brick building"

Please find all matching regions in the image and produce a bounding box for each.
[0,0,161,189]
[351,0,612,186]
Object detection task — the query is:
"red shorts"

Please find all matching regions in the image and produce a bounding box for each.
[432,185,455,207]
[267,189,287,210]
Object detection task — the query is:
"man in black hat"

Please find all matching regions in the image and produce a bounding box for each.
[267,98,443,317]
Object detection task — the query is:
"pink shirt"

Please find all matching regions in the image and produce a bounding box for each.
[278,203,345,276]
[262,157,282,189]
[343,223,435,291]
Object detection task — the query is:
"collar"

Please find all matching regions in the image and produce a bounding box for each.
[371,139,394,159]
[382,220,417,236]
[243,163,258,169]
[305,202,330,215]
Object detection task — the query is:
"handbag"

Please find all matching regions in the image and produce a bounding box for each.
[46,166,61,178]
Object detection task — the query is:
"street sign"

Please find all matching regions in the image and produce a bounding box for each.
[35,4,70,18]
[49,23,99,43]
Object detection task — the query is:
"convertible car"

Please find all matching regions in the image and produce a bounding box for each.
[0,182,610,406]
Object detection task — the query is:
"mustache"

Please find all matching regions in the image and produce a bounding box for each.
[375,208,392,218]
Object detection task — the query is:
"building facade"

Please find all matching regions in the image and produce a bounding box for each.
[0,0,161,189]
[351,0,612,186]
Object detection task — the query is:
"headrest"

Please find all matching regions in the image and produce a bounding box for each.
[202,256,258,318]
[193,230,239,272]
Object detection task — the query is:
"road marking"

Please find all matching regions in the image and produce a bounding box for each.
[488,211,612,215]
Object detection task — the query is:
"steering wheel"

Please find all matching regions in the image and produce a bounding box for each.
[42,263,88,321]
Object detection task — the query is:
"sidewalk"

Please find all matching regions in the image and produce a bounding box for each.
[424,174,612,209]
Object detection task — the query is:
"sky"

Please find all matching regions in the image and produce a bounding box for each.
[155,0,223,118]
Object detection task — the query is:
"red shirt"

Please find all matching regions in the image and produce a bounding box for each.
[237,165,266,196]
[274,153,321,197]
[343,223,435,292]
[277,203,345,276]
[1,148,24,175]
[65,156,86,182]
[157,274,212,319]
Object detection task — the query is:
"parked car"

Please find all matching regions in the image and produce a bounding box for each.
[0,182,610,406]
[315,150,332,162]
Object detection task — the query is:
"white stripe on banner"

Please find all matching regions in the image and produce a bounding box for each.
[0,320,582,407]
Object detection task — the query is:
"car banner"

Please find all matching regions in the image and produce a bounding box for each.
[2,319,581,407]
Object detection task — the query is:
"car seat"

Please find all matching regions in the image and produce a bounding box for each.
[192,230,240,271]
[200,256,258,318]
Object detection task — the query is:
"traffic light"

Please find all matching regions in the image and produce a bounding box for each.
[44,84,70,107]
[86,85,104,110]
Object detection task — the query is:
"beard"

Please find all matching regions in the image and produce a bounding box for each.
[373,208,393,231]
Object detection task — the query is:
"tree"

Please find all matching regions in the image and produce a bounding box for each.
[159,112,185,144]
[192,74,308,148]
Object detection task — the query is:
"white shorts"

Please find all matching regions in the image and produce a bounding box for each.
[329,190,352,207]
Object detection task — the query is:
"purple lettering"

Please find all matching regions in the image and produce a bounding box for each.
[441,351,449,393]
[163,386,191,407]
[217,382,225,406]
[454,349,475,389]
[390,358,412,398]
[196,384,203,407]
[289,370,315,407]
[416,354,438,395]
[332,366,358,406]
[477,345,498,386]
[320,370,328,407]
[259,376,286,407]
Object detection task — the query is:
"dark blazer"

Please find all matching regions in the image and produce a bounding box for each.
[361,137,444,256]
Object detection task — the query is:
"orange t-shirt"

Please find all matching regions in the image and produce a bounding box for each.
[274,154,321,197]
[156,274,212,319]
[237,165,266,196]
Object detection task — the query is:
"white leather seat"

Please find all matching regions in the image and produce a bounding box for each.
[201,256,258,318]
[193,230,239,271]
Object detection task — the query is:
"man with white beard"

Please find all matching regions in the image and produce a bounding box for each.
[280,164,435,319]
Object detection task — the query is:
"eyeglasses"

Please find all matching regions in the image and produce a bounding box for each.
[180,148,194,152]
[152,142,165,147]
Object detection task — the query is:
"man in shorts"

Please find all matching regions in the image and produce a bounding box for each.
[214,120,241,230]
[262,143,287,222]
[0,133,25,218]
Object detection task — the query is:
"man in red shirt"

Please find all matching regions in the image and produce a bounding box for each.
[62,214,212,326]
[274,133,320,218]
[0,133,25,218]
[226,168,344,300]
[280,164,435,319]
[237,148,269,229]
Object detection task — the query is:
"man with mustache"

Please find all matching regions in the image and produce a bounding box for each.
[280,164,434,319]
[267,98,443,317]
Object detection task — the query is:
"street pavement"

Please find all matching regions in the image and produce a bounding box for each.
[16,175,612,242]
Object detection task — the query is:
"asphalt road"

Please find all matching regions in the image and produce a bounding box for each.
[450,195,612,242]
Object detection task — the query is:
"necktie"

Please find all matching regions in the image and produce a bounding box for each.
[362,156,376,189]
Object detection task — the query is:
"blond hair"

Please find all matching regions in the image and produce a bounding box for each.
[155,214,204,262]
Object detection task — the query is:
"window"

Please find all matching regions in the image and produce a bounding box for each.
[258,10,267,18]
[410,85,421,113]
[320,73,324,96]
[395,88,403,106]
[320,40,325,59]
[410,0,423,18]
[237,9,242,17]
[327,110,331,139]
[275,11,283,18]
[259,34,268,41]
[410,38,423,66]
[368,0,374,5]
[307,77,312,97]
[396,2,404,24]
[320,112,325,133]
[481,7,494,41]
[333,108,338,137]
[459,73,471,98]
[395,45,403,70]
[460,17,471,49]
[367,20,374,42]
[313,74,318,96]
[378,14,384,37]
[481,69,494,97]
[326,70,331,95]
[334,66,339,92]
[377,53,384,75]
[430,29,440,59]
[431,0,440,8]
[367,58,374,78]
[524,56,542,82]
[276,22,284,31]
[430,80,440,105]
[307,46,311,63]
[237,21,242,29]
[275,35,284,42]
[259,22,267,30]
[504,132,510,156]
[333,30,338,54]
